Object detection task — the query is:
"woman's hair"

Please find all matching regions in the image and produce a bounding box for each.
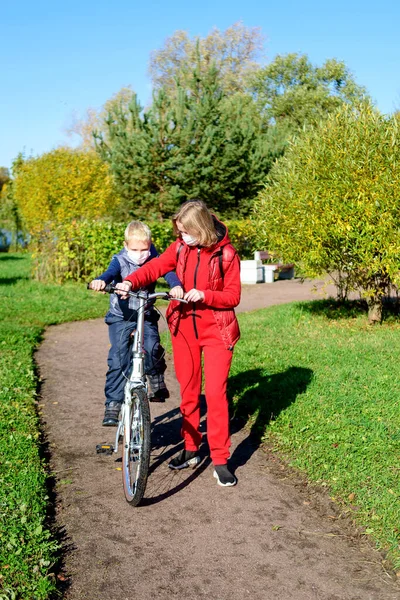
[124,221,152,243]
[172,200,218,247]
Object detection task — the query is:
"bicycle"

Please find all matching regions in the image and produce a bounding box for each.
[89,283,186,506]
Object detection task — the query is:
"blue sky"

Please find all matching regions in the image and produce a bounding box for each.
[1,0,399,171]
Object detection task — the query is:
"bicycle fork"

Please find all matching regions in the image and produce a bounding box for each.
[114,300,147,454]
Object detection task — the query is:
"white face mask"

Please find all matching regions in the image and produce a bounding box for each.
[181,233,199,246]
[126,249,150,265]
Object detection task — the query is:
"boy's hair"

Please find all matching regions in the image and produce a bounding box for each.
[172,199,217,247]
[124,221,152,243]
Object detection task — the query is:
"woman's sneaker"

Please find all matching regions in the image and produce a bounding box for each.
[168,450,201,470]
[213,464,237,487]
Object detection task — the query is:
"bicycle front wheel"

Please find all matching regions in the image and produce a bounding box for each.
[122,387,151,506]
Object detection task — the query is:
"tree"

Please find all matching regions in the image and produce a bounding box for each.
[96,62,273,220]
[66,86,135,149]
[0,157,27,251]
[251,53,368,154]
[13,148,117,238]
[253,53,367,122]
[0,167,10,192]
[149,22,265,95]
[255,102,400,323]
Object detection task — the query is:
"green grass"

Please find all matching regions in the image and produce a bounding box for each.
[230,301,400,570]
[0,254,108,599]
[2,253,400,593]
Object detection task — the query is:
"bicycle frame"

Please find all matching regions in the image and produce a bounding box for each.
[113,290,173,453]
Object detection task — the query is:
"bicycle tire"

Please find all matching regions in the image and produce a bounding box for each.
[122,387,151,506]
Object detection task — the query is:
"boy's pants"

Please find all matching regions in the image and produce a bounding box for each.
[104,312,166,406]
[171,315,233,465]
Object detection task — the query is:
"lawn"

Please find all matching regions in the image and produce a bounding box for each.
[0,254,108,599]
[230,301,400,570]
[1,253,400,597]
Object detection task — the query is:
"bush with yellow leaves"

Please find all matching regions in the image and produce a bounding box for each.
[13,147,117,237]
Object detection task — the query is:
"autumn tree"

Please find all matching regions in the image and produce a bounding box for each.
[149,22,265,95]
[13,148,117,237]
[66,86,135,149]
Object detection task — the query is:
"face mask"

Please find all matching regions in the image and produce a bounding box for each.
[181,233,199,246]
[126,249,150,265]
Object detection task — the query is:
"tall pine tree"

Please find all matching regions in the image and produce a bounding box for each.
[96,60,273,219]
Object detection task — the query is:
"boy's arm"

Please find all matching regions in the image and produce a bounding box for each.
[164,270,182,289]
[90,257,121,290]
[95,257,121,283]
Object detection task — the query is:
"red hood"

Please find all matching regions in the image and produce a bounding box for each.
[210,215,231,251]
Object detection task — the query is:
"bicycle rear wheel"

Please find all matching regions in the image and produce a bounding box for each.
[122,387,151,506]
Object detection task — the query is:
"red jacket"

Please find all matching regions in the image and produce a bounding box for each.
[124,219,241,349]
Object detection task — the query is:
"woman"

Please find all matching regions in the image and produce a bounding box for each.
[116,200,241,486]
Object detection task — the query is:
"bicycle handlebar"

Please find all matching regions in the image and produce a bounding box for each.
[87,282,188,303]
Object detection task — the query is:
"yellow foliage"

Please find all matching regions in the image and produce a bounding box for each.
[13,147,117,237]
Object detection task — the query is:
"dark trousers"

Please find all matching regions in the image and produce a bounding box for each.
[104,312,166,406]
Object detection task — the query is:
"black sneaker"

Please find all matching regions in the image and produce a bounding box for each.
[213,465,237,487]
[148,374,169,402]
[102,401,121,427]
[168,450,201,470]
[149,387,170,403]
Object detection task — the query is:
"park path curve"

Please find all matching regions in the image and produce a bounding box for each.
[36,279,400,600]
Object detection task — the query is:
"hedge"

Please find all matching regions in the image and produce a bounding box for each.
[31,219,258,283]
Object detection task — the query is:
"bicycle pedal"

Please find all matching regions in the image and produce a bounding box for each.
[96,443,114,455]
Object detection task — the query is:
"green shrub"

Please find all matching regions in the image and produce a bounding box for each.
[255,102,400,323]
[31,218,256,282]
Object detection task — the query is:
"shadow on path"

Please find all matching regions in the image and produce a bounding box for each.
[142,401,211,505]
[228,366,313,473]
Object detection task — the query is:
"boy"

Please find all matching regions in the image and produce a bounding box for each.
[90,221,182,426]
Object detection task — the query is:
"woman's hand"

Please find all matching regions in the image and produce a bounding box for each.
[115,281,133,299]
[169,286,184,299]
[89,279,106,292]
[184,288,205,303]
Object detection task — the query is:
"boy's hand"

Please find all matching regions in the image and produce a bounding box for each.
[115,281,132,299]
[89,280,106,292]
[184,289,205,303]
[169,286,184,299]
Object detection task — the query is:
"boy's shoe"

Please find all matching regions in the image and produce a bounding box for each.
[102,401,121,427]
[168,450,201,470]
[213,465,237,487]
[149,388,170,403]
[148,374,170,403]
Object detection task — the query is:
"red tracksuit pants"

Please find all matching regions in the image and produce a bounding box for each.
[171,309,233,465]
